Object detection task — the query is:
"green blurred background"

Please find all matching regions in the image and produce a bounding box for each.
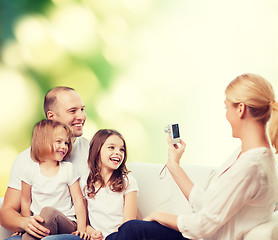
[1,0,278,197]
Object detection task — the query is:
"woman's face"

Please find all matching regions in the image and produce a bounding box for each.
[99,135,125,173]
[225,98,240,138]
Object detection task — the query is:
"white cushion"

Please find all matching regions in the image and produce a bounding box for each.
[244,213,278,240]
[128,162,172,218]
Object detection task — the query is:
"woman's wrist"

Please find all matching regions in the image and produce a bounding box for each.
[166,160,181,172]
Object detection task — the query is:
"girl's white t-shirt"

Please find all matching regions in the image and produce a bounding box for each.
[22,161,79,221]
[83,174,138,237]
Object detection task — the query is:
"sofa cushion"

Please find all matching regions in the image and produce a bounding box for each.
[128,162,172,218]
[244,213,278,240]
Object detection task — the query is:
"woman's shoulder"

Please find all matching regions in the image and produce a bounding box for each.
[238,147,275,176]
[241,147,274,164]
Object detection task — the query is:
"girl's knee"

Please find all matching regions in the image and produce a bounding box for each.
[40,207,59,222]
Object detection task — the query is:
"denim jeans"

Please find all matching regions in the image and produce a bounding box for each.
[106,220,188,240]
[42,234,82,240]
[5,235,81,240]
[5,236,22,240]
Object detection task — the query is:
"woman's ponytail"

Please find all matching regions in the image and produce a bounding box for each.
[269,100,278,154]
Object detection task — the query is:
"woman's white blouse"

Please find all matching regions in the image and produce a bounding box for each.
[177,147,278,240]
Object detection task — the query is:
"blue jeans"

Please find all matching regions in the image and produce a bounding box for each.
[42,235,82,240]
[5,236,22,240]
[5,234,81,240]
[106,220,188,240]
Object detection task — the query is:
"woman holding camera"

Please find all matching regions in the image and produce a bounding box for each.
[106,73,278,240]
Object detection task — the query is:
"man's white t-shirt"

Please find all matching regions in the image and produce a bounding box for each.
[8,137,89,190]
[83,174,139,238]
[21,161,79,221]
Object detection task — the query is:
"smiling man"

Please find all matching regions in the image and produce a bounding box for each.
[0,87,90,240]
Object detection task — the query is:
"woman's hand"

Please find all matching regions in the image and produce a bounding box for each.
[167,136,186,167]
[144,212,179,231]
[143,212,159,222]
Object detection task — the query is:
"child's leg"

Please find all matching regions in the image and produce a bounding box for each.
[39,207,77,235]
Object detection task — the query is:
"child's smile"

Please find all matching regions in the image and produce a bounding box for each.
[100,135,125,172]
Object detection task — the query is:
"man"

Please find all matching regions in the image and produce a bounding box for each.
[0,87,89,239]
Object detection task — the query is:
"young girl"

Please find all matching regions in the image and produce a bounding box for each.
[20,119,87,240]
[83,129,138,239]
[105,73,278,240]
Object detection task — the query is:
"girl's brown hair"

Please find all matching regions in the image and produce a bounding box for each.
[31,119,73,162]
[85,129,129,198]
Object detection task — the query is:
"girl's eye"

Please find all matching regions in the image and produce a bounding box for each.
[120,148,125,152]
[56,140,61,143]
[65,141,69,146]
[109,146,114,150]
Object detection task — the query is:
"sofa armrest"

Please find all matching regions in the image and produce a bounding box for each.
[244,214,278,240]
[0,197,13,239]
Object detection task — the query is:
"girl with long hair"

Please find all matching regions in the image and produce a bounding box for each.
[83,129,138,239]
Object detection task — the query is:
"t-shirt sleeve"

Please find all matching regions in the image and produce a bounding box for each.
[21,162,36,186]
[8,148,32,190]
[124,174,139,195]
[65,162,80,186]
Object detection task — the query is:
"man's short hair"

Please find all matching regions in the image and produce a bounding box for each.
[44,86,75,117]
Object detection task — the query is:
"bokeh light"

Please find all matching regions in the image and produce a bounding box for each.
[1,0,278,197]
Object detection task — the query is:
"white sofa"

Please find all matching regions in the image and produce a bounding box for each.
[1,162,278,239]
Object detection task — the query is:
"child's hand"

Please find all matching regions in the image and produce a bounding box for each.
[72,229,90,240]
[86,225,103,240]
[11,232,23,237]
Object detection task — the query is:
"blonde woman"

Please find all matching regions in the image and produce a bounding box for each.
[105,73,278,240]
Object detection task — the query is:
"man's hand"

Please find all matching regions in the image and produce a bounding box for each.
[22,215,50,238]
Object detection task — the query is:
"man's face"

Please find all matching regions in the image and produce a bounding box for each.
[49,90,86,137]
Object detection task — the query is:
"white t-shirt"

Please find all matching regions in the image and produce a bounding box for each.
[8,137,89,190]
[177,147,278,240]
[22,161,79,221]
[83,174,139,238]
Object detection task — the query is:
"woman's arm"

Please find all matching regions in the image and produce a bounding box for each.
[123,191,138,223]
[21,181,32,217]
[69,180,87,233]
[144,212,179,231]
[166,137,194,200]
